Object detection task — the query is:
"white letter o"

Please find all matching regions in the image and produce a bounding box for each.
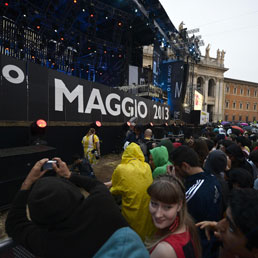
[2,65,25,84]
[138,101,147,118]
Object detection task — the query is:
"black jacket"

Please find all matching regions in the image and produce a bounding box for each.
[5,174,128,258]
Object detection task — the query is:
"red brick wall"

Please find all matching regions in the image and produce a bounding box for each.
[224,79,258,122]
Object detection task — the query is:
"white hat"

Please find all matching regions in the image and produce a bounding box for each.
[123,141,130,150]
[219,128,226,135]
[129,117,137,123]
[227,128,232,135]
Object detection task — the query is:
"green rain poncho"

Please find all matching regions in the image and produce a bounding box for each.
[150,145,172,178]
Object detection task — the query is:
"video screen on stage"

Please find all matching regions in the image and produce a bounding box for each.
[159,60,188,119]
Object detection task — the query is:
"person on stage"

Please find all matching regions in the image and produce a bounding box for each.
[82,128,100,165]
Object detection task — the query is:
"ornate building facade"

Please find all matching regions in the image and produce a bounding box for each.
[184,46,228,122]
[223,78,258,122]
[142,44,258,123]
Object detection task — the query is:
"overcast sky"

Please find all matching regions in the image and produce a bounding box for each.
[159,0,258,83]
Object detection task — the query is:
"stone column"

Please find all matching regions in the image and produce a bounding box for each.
[188,70,197,110]
[218,79,224,120]
[193,75,197,91]
[191,75,197,108]
[204,77,209,112]
[214,79,220,122]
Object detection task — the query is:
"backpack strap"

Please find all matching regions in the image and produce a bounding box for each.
[92,134,95,147]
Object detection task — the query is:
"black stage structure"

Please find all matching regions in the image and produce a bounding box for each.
[0,0,201,209]
[0,0,200,85]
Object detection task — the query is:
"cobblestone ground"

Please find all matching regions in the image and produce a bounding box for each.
[0,212,7,240]
[0,153,122,241]
[93,153,122,182]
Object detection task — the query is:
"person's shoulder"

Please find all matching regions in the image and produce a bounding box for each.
[193,172,221,193]
[191,172,221,201]
[186,171,220,195]
[113,164,131,178]
[152,165,167,178]
[186,172,206,186]
[151,241,177,258]
[113,163,124,173]
[203,171,221,185]
[185,175,206,200]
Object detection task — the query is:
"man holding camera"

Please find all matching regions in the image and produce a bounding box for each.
[5,158,148,258]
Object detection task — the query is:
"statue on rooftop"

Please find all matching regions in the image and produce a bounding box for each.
[178,21,184,32]
[217,49,221,59]
[221,50,226,60]
[205,44,210,58]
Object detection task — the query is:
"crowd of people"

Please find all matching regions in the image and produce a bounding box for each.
[4,122,258,258]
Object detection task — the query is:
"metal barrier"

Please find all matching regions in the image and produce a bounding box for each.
[0,238,37,258]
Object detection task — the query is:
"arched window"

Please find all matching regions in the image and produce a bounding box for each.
[197,77,204,94]
[208,79,215,97]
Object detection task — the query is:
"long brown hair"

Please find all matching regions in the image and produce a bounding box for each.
[86,128,95,136]
[146,175,202,258]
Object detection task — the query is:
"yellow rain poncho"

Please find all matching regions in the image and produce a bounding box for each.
[81,134,99,165]
[110,143,156,241]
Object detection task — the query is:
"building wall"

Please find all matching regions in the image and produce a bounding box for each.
[185,50,228,122]
[142,44,258,124]
[224,78,258,122]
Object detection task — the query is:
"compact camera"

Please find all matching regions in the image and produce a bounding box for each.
[42,160,57,170]
[91,149,100,159]
[94,151,100,159]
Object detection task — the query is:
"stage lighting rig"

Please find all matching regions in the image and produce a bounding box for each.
[117,21,123,27]
[3,40,10,50]
[30,119,48,145]
[89,121,102,129]
[89,4,95,19]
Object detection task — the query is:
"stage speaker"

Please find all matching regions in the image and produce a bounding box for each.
[154,127,165,139]
[0,145,56,210]
[171,126,180,135]
[190,110,201,125]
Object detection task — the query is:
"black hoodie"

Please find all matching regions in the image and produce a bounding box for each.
[6,174,128,258]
